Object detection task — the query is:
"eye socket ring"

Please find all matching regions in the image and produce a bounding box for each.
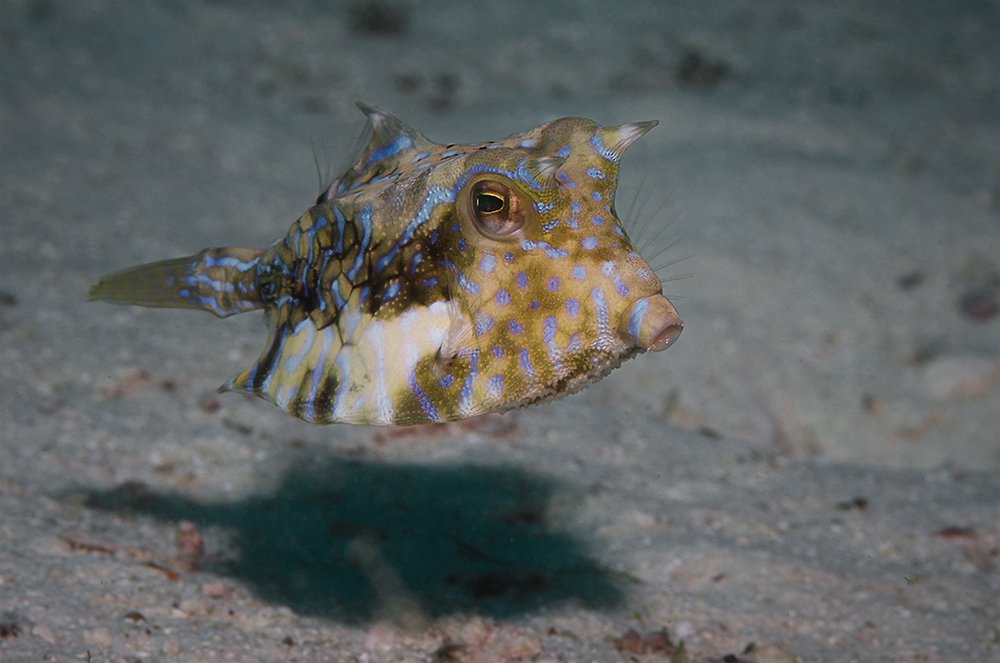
[466,179,525,239]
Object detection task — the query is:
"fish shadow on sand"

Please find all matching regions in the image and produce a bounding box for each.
[79,454,624,624]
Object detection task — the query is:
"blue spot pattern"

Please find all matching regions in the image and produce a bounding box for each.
[590,133,621,162]
[627,298,649,344]
[454,160,552,193]
[592,288,609,330]
[334,207,347,253]
[330,280,347,308]
[476,316,494,336]
[346,206,372,281]
[519,348,535,379]
[366,135,413,167]
[379,186,456,272]
[444,259,480,295]
[539,242,568,259]
[568,201,581,228]
[515,159,547,191]
[203,254,259,273]
[409,372,439,421]
[460,349,480,408]
[543,316,557,344]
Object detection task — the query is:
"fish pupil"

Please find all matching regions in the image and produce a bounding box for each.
[475,192,505,214]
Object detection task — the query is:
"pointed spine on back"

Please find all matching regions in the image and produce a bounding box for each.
[88,247,265,318]
[325,103,438,198]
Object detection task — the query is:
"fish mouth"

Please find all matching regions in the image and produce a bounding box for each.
[503,345,644,414]
[620,294,684,352]
[501,295,683,416]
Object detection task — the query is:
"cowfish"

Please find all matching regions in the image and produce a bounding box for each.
[89,104,683,426]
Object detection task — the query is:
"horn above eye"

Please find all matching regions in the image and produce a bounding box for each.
[467,180,524,239]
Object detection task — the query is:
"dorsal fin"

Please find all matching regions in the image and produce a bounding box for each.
[326,103,437,198]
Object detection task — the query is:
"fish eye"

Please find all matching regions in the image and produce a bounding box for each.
[467,180,524,239]
[475,191,505,214]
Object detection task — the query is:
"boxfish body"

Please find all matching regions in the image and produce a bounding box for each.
[90,104,683,425]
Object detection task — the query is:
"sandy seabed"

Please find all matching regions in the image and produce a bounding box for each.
[1,1,998,661]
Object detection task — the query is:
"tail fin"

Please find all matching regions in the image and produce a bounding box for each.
[88,247,266,318]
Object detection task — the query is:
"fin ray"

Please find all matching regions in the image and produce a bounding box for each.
[89,247,264,318]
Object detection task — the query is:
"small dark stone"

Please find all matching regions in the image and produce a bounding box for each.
[301,96,330,114]
[677,47,729,88]
[395,73,423,93]
[910,338,944,365]
[0,618,21,639]
[349,1,408,36]
[221,418,252,435]
[432,640,466,662]
[613,628,676,656]
[896,270,924,291]
[959,289,999,322]
[835,497,868,511]
[861,392,879,413]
